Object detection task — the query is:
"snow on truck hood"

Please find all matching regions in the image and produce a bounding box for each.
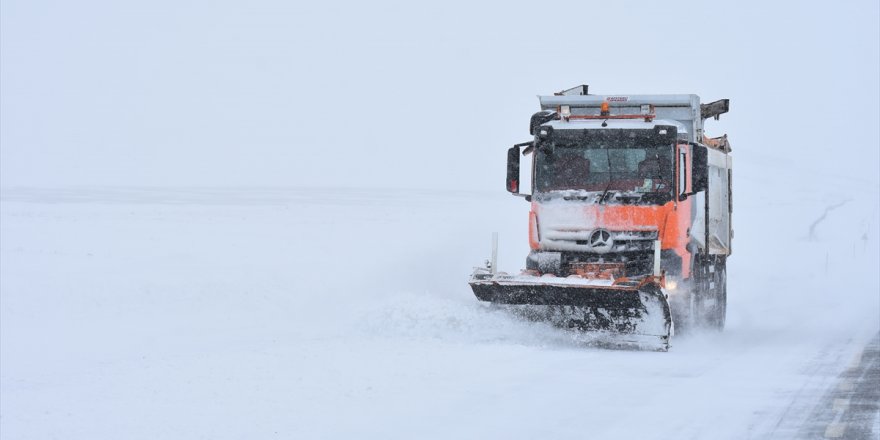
[535,198,664,239]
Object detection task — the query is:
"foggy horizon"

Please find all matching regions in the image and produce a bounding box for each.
[2,0,878,191]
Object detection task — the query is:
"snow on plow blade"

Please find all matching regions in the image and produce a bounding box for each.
[469,270,672,351]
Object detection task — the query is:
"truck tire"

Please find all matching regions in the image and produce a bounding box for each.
[712,263,727,330]
[702,258,726,331]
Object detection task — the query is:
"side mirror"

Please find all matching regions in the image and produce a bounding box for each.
[677,147,688,201]
[678,143,709,201]
[507,141,534,198]
[692,144,708,193]
[506,146,521,193]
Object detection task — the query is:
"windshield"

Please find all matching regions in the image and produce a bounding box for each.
[534,129,675,203]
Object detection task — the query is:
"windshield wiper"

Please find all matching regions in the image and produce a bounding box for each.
[563,194,591,201]
[615,193,642,200]
[599,147,613,204]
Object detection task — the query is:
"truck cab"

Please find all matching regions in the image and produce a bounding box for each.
[505,89,733,328]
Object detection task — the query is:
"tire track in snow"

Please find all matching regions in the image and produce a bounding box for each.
[799,333,879,439]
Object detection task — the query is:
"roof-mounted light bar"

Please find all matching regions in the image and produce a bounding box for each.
[557,103,655,122]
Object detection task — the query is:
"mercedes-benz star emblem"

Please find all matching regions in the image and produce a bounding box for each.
[589,229,613,252]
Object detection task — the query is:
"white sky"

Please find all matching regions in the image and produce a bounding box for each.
[1,0,878,191]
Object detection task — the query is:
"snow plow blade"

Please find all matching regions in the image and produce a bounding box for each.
[469,269,672,351]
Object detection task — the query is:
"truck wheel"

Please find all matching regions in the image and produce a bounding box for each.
[687,255,726,331]
[703,260,727,330]
[715,264,728,329]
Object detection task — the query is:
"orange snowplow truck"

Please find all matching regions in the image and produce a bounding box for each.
[469,85,732,350]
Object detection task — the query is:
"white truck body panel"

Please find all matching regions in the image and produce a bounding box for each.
[691,146,733,255]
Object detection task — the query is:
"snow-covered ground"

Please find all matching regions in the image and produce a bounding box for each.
[1,164,877,439]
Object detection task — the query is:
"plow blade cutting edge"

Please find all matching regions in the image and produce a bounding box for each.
[469,271,673,351]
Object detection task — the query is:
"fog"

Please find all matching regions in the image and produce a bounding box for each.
[2,0,878,191]
[3,2,880,438]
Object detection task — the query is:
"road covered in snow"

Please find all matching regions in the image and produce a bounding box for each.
[1,179,877,439]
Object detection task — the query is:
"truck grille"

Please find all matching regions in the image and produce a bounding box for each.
[542,229,659,253]
[561,251,655,278]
